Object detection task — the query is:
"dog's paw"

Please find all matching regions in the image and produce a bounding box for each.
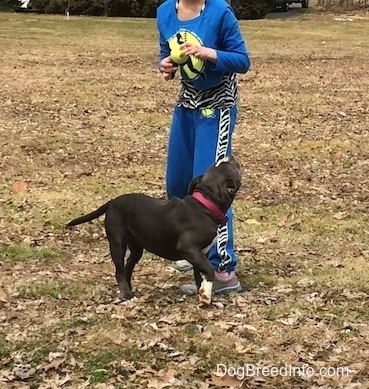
[120,290,134,301]
[198,280,213,305]
[120,296,138,306]
[198,288,212,305]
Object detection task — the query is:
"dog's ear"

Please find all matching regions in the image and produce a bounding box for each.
[188,175,203,194]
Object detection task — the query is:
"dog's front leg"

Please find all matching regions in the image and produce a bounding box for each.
[186,252,215,305]
[193,266,203,290]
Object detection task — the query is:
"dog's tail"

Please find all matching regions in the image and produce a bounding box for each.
[66,201,110,227]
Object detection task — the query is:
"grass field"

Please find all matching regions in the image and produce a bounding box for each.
[1,8,369,389]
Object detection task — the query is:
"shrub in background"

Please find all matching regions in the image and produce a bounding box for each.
[0,0,20,11]
[26,0,275,19]
[231,0,275,19]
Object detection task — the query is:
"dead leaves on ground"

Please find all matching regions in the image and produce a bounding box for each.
[0,287,9,303]
[11,180,28,193]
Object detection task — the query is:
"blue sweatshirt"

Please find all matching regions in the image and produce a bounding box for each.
[157,0,250,91]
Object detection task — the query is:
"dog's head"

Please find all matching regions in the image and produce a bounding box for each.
[189,156,241,212]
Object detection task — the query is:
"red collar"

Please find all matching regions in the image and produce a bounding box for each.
[192,191,228,225]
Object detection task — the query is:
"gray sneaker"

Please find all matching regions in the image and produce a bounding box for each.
[173,259,193,272]
[179,271,242,295]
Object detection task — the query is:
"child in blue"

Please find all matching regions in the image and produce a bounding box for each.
[157,0,250,295]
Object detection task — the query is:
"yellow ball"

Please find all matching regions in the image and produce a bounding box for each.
[170,46,189,65]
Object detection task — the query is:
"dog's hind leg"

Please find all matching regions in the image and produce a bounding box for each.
[108,236,133,300]
[125,239,144,292]
[105,215,133,300]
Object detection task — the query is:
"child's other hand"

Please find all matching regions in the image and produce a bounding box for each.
[160,56,178,81]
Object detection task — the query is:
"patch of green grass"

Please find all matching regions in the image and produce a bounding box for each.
[311,258,369,295]
[354,307,369,321]
[0,244,61,263]
[315,304,366,329]
[262,304,290,321]
[90,368,114,384]
[183,343,246,378]
[55,317,95,332]
[261,293,369,329]
[85,351,119,383]
[183,323,199,338]
[25,342,59,365]
[0,14,156,48]
[0,331,10,359]
[17,281,87,300]
[311,299,369,327]
[0,335,59,367]
[84,347,160,383]
[240,273,276,291]
[238,204,368,259]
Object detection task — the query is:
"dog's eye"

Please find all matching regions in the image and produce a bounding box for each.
[226,179,236,187]
[226,180,238,194]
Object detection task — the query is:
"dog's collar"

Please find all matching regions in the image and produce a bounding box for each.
[192,191,228,225]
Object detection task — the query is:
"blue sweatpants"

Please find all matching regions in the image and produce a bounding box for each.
[166,105,238,272]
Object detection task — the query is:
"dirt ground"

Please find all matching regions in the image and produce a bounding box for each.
[0,7,369,389]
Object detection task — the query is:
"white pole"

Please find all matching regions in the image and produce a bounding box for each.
[66,0,70,20]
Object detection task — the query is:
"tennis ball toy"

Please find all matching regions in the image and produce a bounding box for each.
[189,55,202,70]
[183,55,204,79]
[170,46,189,65]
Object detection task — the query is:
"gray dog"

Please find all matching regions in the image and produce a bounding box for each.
[67,156,241,305]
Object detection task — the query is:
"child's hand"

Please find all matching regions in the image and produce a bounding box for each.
[160,56,178,81]
[181,43,217,63]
